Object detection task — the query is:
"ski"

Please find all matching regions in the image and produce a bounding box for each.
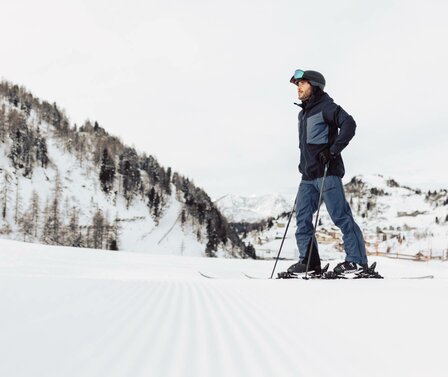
[241,272,262,279]
[273,274,434,280]
[275,262,434,280]
[198,271,219,279]
[200,265,434,280]
[399,275,434,280]
[202,273,434,280]
[241,263,330,279]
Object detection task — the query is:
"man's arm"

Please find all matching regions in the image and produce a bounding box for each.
[324,105,357,156]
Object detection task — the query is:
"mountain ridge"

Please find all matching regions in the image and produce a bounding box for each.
[218,174,448,260]
[0,80,254,258]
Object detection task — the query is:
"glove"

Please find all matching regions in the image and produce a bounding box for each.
[318,149,334,165]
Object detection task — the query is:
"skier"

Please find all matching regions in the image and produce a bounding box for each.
[288,69,368,275]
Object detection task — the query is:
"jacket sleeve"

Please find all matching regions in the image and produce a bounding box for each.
[324,104,356,156]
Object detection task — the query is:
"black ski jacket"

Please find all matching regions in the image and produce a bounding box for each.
[296,90,356,180]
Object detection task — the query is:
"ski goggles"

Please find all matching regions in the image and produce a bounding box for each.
[290,69,305,84]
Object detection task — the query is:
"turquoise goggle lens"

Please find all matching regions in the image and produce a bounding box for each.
[293,69,305,79]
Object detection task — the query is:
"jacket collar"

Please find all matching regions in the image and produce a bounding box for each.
[294,91,331,112]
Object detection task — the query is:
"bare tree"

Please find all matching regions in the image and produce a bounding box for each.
[14,178,22,225]
[92,208,105,249]
[1,171,12,220]
[31,190,40,237]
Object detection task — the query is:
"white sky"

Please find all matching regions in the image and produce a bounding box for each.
[1,0,447,198]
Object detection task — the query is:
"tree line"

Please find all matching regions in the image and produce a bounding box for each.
[0,80,254,258]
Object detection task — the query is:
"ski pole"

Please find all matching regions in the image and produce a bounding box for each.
[270,192,298,279]
[304,163,329,279]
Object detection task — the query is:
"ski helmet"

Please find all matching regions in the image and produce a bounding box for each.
[290,69,326,90]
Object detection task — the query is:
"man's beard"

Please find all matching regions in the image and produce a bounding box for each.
[299,92,311,101]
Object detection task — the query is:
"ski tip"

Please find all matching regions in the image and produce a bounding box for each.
[242,272,262,279]
[401,275,434,280]
[198,271,216,279]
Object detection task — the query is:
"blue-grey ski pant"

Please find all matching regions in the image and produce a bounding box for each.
[295,175,368,265]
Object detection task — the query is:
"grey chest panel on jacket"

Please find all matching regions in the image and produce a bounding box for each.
[305,111,328,145]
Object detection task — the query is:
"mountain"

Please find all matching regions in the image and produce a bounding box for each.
[214,193,292,222]
[221,175,448,261]
[0,81,254,258]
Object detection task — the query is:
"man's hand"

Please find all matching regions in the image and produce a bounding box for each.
[318,149,334,165]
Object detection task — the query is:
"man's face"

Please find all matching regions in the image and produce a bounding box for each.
[297,80,312,101]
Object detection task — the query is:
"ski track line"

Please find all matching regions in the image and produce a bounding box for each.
[155,280,258,377]
[81,280,169,377]
[4,274,416,377]
[203,281,279,376]
[159,281,199,377]
[160,280,218,377]
[49,280,150,377]
[115,280,179,377]
[71,281,155,377]
[191,281,250,377]
[260,281,353,376]
[213,281,333,377]
[85,279,351,377]
[192,281,239,377]
[146,280,224,377]
[131,280,185,377]
[221,282,306,374]
[149,280,239,377]
[222,280,355,376]
[103,280,185,377]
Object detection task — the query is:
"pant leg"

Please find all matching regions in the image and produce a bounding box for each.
[294,180,320,261]
[320,175,368,265]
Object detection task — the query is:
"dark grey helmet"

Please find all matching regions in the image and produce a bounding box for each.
[290,69,326,90]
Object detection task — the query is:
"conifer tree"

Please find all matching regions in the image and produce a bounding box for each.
[205,219,218,257]
[118,148,141,205]
[35,129,49,168]
[153,192,161,221]
[100,148,116,193]
[163,167,172,195]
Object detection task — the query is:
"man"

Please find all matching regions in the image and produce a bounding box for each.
[288,69,368,275]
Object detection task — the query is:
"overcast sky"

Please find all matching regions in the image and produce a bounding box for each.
[1,0,447,198]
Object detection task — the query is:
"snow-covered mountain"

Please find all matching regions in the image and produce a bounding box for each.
[215,193,292,222]
[0,81,252,258]
[221,175,448,261]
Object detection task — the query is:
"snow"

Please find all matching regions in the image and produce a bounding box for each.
[215,193,291,222]
[230,174,448,260]
[0,115,213,257]
[1,238,447,377]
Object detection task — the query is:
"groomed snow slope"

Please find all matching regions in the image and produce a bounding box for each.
[1,238,447,377]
